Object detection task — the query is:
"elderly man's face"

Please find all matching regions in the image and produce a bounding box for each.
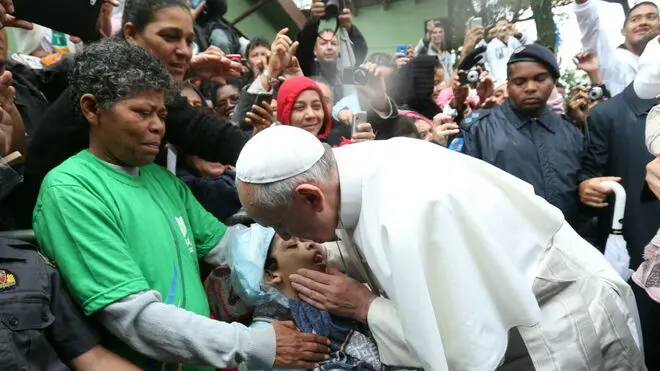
[314,31,339,63]
[86,91,167,167]
[237,181,339,243]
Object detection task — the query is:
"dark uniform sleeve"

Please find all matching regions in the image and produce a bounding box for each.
[46,265,100,363]
[579,107,610,182]
[347,25,368,66]
[460,116,482,158]
[164,95,250,166]
[295,19,321,77]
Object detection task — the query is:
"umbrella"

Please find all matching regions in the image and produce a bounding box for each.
[601,181,632,281]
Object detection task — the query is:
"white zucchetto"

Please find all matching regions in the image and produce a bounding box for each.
[236,125,325,184]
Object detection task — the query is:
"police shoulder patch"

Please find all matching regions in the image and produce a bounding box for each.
[0,269,17,290]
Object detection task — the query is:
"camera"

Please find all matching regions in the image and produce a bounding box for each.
[458,68,480,85]
[321,0,344,20]
[342,67,371,85]
[588,84,610,102]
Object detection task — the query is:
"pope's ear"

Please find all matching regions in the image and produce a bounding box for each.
[294,184,324,210]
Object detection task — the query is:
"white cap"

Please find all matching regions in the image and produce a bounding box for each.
[236,125,325,184]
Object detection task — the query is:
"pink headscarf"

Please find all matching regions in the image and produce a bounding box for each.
[435,87,480,110]
[399,109,433,128]
[547,87,566,115]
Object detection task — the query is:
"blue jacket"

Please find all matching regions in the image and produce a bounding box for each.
[461,100,584,227]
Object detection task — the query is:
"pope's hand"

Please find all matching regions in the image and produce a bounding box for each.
[271,320,330,369]
[579,176,621,208]
[290,268,377,323]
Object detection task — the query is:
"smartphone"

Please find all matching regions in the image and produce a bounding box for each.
[351,111,367,136]
[14,0,102,41]
[395,44,408,56]
[191,0,205,8]
[252,94,272,108]
[469,17,483,31]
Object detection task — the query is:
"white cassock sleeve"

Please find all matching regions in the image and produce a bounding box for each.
[367,297,424,367]
[324,241,423,367]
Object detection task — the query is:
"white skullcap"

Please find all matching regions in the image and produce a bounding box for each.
[236,125,325,184]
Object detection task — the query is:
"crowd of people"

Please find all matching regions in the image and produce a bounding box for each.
[2,0,660,369]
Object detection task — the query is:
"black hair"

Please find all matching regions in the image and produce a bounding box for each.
[555,82,565,89]
[373,116,421,140]
[264,237,278,271]
[70,38,176,117]
[625,1,659,26]
[203,0,228,18]
[121,0,189,36]
[245,37,270,58]
[389,55,442,120]
[366,52,395,66]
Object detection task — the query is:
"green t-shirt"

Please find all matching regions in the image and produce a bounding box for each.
[33,150,227,371]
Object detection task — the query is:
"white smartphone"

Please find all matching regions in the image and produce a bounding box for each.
[351,111,368,136]
[470,17,483,31]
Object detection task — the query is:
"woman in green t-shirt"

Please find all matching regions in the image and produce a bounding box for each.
[33,38,329,371]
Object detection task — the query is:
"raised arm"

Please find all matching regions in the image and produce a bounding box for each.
[573,0,621,93]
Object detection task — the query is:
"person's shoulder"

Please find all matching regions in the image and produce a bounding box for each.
[557,114,584,139]
[142,164,190,194]
[461,108,496,132]
[41,151,97,188]
[0,238,52,270]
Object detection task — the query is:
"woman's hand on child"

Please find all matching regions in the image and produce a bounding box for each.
[271,320,330,369]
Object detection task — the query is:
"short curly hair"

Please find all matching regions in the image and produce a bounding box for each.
[69,38,176,116]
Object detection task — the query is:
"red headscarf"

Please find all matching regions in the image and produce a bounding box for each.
[276,76,332,140]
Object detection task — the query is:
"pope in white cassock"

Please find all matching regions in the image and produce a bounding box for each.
[235,125,645,371]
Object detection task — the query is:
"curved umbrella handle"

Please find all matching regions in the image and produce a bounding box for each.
[601,181,626,231]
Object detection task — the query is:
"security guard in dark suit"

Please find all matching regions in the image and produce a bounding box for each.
[0,237,140,371]
[460,44,585,229]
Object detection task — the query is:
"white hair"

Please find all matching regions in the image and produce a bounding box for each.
[250,145,336,210]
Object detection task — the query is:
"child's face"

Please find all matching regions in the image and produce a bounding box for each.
[265,234,326,298]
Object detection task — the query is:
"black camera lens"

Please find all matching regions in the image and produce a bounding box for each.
[353,69,369,85]
[322,0,343,20]
[589,86,603,102]
[467,69,480,84]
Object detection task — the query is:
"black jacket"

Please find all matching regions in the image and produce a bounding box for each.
[578,84,660,266]
[0,238,100,370]
[8,55,75,138]
[461,100,584,227]
[295,20,368,101]
[9,88,249,229]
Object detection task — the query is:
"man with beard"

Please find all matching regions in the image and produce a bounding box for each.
[459,45,585,229]
[295,0,368,101]
[574,0,660,96]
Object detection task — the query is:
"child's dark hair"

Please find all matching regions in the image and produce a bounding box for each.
[246,37,271,58]
[264,237,278,271]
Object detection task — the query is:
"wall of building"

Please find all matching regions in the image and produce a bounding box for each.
[319,0,448,55]
[226,0,299,41]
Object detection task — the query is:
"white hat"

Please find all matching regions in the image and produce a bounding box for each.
[236,125,325,184]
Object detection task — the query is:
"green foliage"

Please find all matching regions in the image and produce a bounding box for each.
[559,68,590,99]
